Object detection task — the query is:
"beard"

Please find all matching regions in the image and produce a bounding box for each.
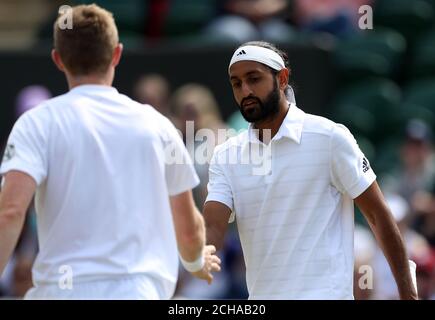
[239,80,281,123]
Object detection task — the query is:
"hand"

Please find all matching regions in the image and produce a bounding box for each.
[191,245,221,284]
[399,292,419,300]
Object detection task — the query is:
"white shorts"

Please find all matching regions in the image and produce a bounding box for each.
[24,275,167,300]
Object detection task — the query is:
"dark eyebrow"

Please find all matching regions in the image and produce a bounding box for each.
[230,70,262,81]
[245,70,261,76]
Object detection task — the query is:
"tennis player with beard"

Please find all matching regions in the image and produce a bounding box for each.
[203,41,417,300]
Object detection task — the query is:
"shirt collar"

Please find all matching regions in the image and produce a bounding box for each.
[247,102,305,145]
[69,84,118,94]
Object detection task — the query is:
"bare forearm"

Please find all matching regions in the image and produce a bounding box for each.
[0,209,26,274]
[205,223,226,251]
[0,172,36,274]
[368,217,417,299]
[177,210,205,261]
[203,202,231,251]
[170,191,206,262]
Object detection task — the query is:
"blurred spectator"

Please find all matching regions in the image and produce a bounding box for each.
[383,119,435,218]
[170,83,227,210]
[171,83,226,143]
[133,74,172,118]
[204,0,294,43]
[15,85,52,117]
[372,193,431,299]
[292,0,373,38]
[412,182,435,247]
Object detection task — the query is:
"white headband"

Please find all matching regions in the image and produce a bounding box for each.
[228,45,286,73]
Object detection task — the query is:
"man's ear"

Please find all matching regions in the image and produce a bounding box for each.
[111,43,123,68]
[51,49,66,72]
[278,68,289,91]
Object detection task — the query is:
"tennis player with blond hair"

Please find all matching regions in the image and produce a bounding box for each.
[0,4,220,299]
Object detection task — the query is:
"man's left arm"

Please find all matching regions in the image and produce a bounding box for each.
[355,181,418,300]
[0,171,36,275]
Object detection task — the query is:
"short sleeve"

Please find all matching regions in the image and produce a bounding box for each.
[0,110,49,186]
[162,119,200,196]
[205,146,234,212]
[330,124,376,199]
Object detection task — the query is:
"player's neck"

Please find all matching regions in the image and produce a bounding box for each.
[66,70,114,90]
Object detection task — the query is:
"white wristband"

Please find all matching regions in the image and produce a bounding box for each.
[409,260,418,294]
[180,253,205,273]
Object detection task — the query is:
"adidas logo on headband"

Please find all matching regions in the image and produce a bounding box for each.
[229,45,285,72]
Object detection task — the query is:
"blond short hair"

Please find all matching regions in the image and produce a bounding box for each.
[53,4,119,76]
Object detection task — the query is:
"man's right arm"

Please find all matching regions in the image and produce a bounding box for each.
[203,143,233,252]
[0,171,36,275]
[170,191,221,283]
[170,190,205,261]
[203,201,232,251]
[162,117,220,283]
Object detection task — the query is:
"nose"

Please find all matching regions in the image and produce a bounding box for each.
[241,82,253,97]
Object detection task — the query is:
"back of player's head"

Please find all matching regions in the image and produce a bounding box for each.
[53,4,119,76]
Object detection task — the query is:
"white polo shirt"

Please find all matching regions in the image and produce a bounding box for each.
[0,85,199,299]
[206,103,376,299]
